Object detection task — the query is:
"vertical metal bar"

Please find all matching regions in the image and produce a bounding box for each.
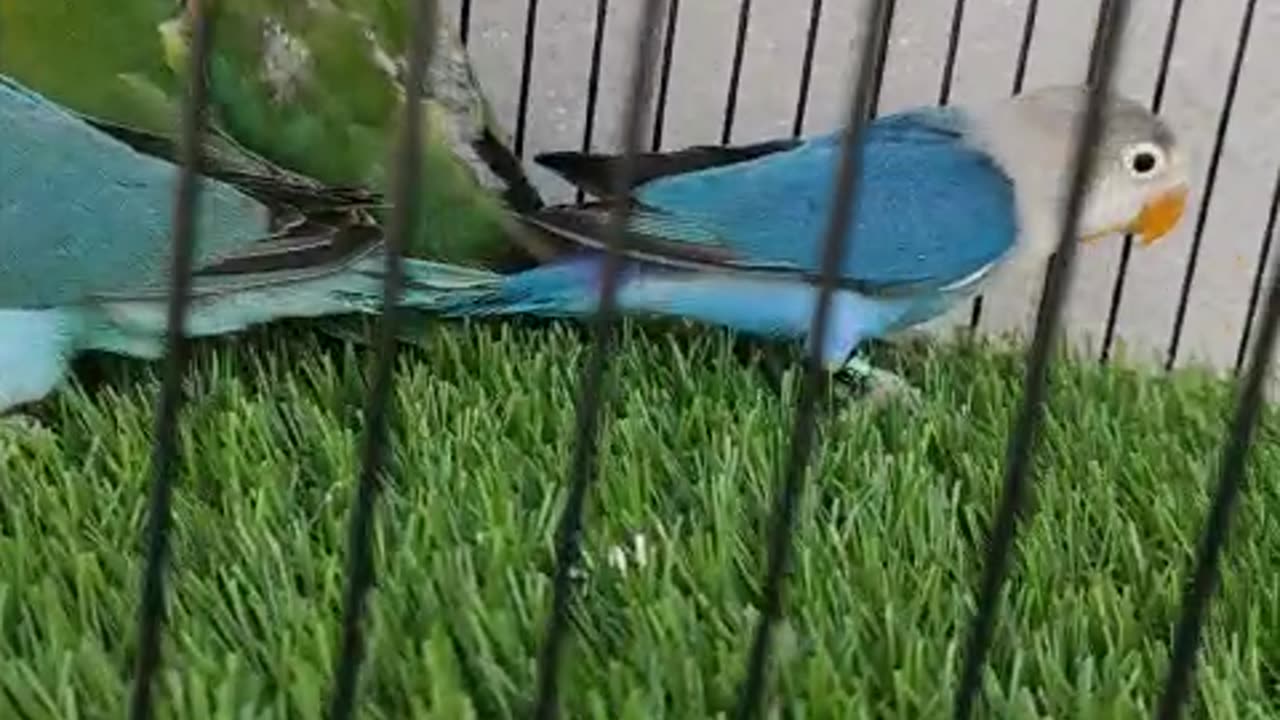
[1164,0,1257,371]
[514,0,541,157]
[863,0,896,120]
[937,0,967,106]
[720,0,754,144]
[1083,0,1116,85]
[1234,169,1280,373]
[1100,0,1186,363]
[1019,0,1123,350]
[529,1,668,718]
[1007,0,1040,105]
[731,2,892,718]
[459,0,472,46]
[968,0,1040,332]
[325,1,435,718]
[127,1,214,717]
[790,0,824,138]
[951,2,1131,718]
[1154,169,1280,720]
[576,0,610,204]
[650,0,681,151]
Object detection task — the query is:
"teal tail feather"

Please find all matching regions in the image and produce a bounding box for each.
[78,254,509,356]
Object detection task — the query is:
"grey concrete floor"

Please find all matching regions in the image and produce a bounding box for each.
[457,0,1280,376]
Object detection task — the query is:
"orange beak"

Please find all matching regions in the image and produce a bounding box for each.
[1131,185,1190,246]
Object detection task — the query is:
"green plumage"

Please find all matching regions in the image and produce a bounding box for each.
[0,0,542,267]
[0,0,181,134]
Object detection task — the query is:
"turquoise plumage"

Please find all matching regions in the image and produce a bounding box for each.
[0,73,480,412]
[2,74,272,307]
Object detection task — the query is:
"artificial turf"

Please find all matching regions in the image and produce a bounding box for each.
[1,318,1277,718]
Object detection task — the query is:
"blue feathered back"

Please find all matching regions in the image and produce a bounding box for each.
[633,107,1020,293]
[0,74,270,308]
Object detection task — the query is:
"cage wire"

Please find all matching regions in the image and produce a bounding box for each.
[118,0,1280,718]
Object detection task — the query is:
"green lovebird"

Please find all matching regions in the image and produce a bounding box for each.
[0,0,544,267]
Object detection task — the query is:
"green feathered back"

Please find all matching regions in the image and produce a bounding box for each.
[0,0,182,135]
[0,0,534,268]
[190,0,520,264]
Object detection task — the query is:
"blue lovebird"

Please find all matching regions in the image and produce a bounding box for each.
[0,73,493,416]
[391,84,1193,401]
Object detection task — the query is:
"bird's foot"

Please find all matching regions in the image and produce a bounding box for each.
[834,354,923,411]
[737,340,922,415]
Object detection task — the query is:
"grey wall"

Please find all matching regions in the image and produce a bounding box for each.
[457,0,1280,376]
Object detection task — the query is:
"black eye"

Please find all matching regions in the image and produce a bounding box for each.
[1131,151,1157,174]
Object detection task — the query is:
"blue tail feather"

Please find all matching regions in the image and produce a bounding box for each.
[395,254,608,318]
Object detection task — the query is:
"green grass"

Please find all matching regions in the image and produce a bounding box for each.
[2,318,1279,719]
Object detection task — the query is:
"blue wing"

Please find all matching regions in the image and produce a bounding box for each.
[633,107,1019,293]
[0,74,270,308]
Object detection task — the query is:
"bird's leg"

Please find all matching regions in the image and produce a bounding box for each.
[732,336,795,399]
[744,344,858,418]
[757,348,796,399]
[735,336,919,414]
[834,349,922,410]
